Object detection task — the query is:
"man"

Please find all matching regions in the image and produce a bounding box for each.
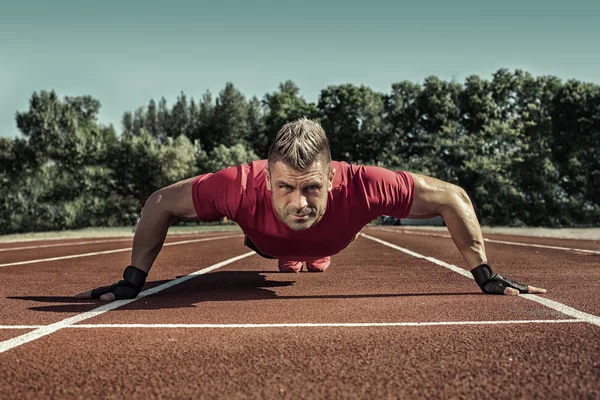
[76,118,546,301]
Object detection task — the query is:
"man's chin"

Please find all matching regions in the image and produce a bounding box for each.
[285,219,315,231]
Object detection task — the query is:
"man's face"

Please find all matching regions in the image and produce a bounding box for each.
[266,160,335,231]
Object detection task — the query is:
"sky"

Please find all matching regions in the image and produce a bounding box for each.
[1,0,599,138]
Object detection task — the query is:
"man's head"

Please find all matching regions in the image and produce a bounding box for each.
[265,117,335,231]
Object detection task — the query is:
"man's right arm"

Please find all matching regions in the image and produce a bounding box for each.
[130,177,200,273]
[74,176,202,301]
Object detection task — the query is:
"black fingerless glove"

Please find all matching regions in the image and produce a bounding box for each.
[471,263,529,295]
[91,266,148,299]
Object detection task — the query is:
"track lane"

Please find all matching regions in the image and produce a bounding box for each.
[0,241,139,265]
[0,330,33,342]
[1,324,598,399]
[0,230,241,258]
[364,227,600,317]
[0,236,247,326]
[0,237,133,249]
[374,227,600,252]
[79,236,569,326]
[1,228,599,399]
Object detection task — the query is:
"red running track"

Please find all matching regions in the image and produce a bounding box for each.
[0,228,599,399]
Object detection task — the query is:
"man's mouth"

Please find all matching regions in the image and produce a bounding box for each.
[290,214,310,221]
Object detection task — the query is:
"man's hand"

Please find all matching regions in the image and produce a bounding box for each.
[471,263,547,296]
[74,266,147,301]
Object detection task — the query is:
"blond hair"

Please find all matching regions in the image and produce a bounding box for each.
[268,117,331,171]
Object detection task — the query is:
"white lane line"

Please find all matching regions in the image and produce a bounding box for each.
[0,230,241,245]
[70,320,581,328]
[483,238,600,255]
[361,233,600,327]
[0,238,133,252]
[0,235,243,268]
[0,319,582,330]
[371,228,600,255]
[0,232,234,251]
[0,251,256,354]
[0,326,44,329]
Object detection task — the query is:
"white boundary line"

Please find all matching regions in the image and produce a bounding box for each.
[483,238,600,255]
[0,319,583,330]
[370,227,600,255]
[0,235,243,268]
[60,319,587,328]
[0,326,45,329]
[361,233,600,327]
[0,229,241,245]
[0,238,133,252]
[0,231,235,251]
[0,251,256,354]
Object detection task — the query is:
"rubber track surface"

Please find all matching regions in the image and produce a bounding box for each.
[1,228,599,399]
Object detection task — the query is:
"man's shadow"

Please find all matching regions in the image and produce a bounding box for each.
[10,270,476,313]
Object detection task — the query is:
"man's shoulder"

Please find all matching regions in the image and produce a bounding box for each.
[233,160,268,190]
[198,160,267,189]
[331,161,413,191]
[330,161,383,183]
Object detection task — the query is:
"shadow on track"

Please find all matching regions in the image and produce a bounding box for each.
[9,270,477,313]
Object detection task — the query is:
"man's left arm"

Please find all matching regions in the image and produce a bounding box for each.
[406,173,546,296]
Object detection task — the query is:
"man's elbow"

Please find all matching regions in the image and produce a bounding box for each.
[454,186,472,206]
[142,190,170,215]
[437,185,473,217]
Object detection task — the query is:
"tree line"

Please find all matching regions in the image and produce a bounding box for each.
[1,68,599,234]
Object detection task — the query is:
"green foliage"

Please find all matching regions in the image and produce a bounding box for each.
[318,84,386,164]
[2,71,600,234]
[198,143,259,174]
[262,81,318,158]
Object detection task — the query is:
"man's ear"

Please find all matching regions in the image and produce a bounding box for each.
[264,167,272,191]
[328,167,336,191]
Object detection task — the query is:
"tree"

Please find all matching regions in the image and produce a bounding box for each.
[262,80,318,157]
[212,83,250,149]
[169,92,190,139]
[246,96,268,157]
[383,80,422,168]
[197,143,259,174]
[510,71,564,226]
[318,84,386,164]
[551,80,600,224]
[145,99,160,138]
[408,77,462,181]
[189,91,216,152]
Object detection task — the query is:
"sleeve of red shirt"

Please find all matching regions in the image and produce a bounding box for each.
[357,165,415,220]
[191,166,242,221]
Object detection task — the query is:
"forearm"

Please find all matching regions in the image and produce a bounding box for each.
[130,193,176,273]
[438,190,487,269]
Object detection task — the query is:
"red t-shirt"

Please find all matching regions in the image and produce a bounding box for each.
[192,160,414,260]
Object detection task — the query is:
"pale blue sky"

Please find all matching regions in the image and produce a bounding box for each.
[1,0,599,138]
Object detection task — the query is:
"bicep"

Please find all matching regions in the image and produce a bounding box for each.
[405,173,466,219]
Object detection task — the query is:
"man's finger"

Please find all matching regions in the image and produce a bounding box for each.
[74,290,93,299]
[526,285,547,294]
[503,285,547,295]
[503,287,519,296]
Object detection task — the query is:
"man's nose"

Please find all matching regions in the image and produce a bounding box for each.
[290,190,308,210]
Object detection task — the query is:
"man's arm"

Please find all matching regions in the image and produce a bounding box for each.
[75,177,201,301]
[406,173,546,295]
[130,177,200,273]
